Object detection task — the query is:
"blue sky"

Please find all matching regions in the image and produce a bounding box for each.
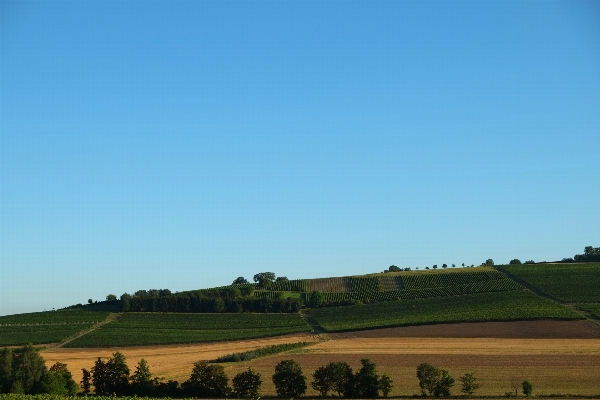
[1,1,599,316]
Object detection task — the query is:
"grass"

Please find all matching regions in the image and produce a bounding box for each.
[65,312,311,347]
[498,263,600,302]
[310,290,583,332]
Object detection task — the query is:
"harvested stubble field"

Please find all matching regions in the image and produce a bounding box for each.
[42,320,600,397]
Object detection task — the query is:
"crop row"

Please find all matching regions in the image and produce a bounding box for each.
[498,263,600,302]
[350,277,380,292]
[576,304,600,320]
[378,275,404,290]
[64,312,311,347]
[0,310,110,326]
[0,324,95,346]
[267,279,308,292]
[311,290,584,332]
[302,279,523,304]
[306,277,351,293]
[402,270,508,290]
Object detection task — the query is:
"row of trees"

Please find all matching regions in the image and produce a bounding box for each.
[1,346,535,398]
[0,345,78,395]
[119,287,303,313]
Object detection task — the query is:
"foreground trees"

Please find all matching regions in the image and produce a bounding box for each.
[0,345,77,395]
[416,363,454,397]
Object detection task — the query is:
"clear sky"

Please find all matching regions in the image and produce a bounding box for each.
[1,1,599,316]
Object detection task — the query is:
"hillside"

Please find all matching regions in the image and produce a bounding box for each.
[1,264,598,347]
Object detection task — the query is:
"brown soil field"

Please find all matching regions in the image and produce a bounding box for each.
[41,320,600,397]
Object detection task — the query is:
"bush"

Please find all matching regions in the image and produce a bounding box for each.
[416,363,454,397]
[459,372,480,397]
[522,380,533,397]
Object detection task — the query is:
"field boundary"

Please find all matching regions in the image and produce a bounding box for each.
[496,267,560,302]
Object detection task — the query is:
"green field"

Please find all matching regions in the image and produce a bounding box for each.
[498,263,600,302]
[65,312,311,347]
[577,304,600,320]
[0,310,110,346]
[310,290,583,332]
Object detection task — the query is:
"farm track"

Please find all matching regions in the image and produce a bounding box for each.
[496,267,560,301]
[299,310,325,334]
[52,313,119,349]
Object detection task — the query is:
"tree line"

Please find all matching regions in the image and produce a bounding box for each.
[0,345,538,398]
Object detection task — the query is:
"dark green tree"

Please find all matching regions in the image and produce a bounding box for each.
[522,380,533,397]
[0,348,12,393]
[183,361,229,398]
[91,352,130,395]
[442,264,448,269]
[416,363,454,397]
[80,368,91,395]
[485,259,494,266]
[12,344,48,394]
[276,276,289,281]
[328,361,354,397]
[253,272,276,288]
[48,362,78,395]
[131,359,153,396]
[310,291,325,308]
[388,265,401,272]
[311,365,332,397]
[232,367,261,398]
[232,277,249,285]
[120,293,132,312]
[509,259,522,265]
[459,372,480,397]
[106,294,117,301]
[354,358,379,398]
[272,359,306,398]
[378,373,393,398]
[40,372,68,395]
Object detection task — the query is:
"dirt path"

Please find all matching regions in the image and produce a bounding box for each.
[300,309,325,333]
[51,313,120,349]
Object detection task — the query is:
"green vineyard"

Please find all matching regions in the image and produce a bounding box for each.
[311,290,584,332]
[0,310,110,346]
[64,312,311,347]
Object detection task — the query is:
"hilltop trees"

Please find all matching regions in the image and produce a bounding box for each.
[574,246,600,262]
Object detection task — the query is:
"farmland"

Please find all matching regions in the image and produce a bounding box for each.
[64,312,311,347]
[0,310,110,346]
[310,290,583,332]
[498,263,600,302]
[577,304,600,320]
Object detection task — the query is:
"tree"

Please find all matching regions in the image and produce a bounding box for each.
[485,259,494,266]
[522,380,533,397]
[0,348,12,393]
[442,263,448,269]
[432,265,437,269]
[121,293,131,312]
[354,358,379,398]
[452,264,456,268]
[80,368,91,395]
[253,272,276,288]
[459,372,480,397]
[91,352,130,395]
[311,365,333,397]
[462,263,465,267]
[40,371,68,395]
[106,294,117,301]
[378,374,393,398]
[183,361,229,398]
[388,265,401,272]
[509,259,522,265]
[416,363,454,397]
[276,276,289,281]
[232,277,249,285]
[328,361,354,397]
[131,359,153,396]
[48,362,78,395]
[272,359,306,398]
[88,299,93,304]
[232,368,261,398]
[310,291,325,308]
[524,260,535,264]
[12,344,48,394]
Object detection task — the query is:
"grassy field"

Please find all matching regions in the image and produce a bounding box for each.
[0,310,110,346]
[577,304,600,320]
[65,312,311,347]
[310,290,583,332]
[499,263,600,302]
